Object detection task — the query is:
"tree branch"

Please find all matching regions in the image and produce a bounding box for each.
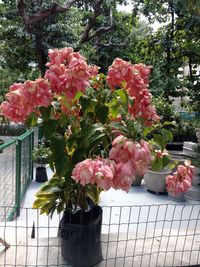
[80,0,113,44]
[100,40,128,48]
[17,0,79,30]
[95,34,129,48]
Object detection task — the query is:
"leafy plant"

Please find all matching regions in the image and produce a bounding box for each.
[191,144,200,168]
[1,47,159,216]
[32,144,51,166]
[166,160,193,195]
[148,125,176,171]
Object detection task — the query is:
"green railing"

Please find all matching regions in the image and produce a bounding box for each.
[0,130,35,221]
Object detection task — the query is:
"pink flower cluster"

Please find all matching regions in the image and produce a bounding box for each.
[0,48,98,122]
[0,78,51,123]
[107,58,159,125]
[166,161,194,195]
[72,135,152,192]
[45,47,98,99]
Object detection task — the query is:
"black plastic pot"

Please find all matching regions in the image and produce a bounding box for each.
[0,140,4,153]
[35,166,48,183]
[166,142,183,151]
[59,205,103,267]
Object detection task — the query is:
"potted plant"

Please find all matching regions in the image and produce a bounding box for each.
[0,138,4,153]
[195,120,200,143]
[0,47,159,266]
[166,160,194,201]
[184,144,200,200]
[144,126,176,193]
[32,144,51,182]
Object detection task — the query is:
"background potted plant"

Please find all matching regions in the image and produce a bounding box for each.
[0,47,159,266]
[166,160,194,201]
[194,120,200,143]
[32,143,51,182]
[144,126,176,193]
[184,144,200,201]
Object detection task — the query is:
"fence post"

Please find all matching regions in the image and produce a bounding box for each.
[38,126,43,143]
[30,131,34,180]
[15,139,21,217]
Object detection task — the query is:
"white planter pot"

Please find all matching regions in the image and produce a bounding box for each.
[168,191,185,202]
[185,186,200,201]
[144,169,171,193]
[196,128,200,143]
[194,167,200,175]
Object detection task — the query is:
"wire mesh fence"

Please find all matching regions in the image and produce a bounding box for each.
[0,141,16,221]
[0,130,35,220]
[0,204,199,266]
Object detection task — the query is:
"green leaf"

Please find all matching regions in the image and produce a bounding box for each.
[86,186,101,204]
[32,198,48,209]
[162,155,171,168]
[51,133,66,159]
[42,119,57,139]
[95,104,109,124]
[89,132,107,145]
[151,159,163,171]
[40,202,56,215]
[163,121,174,126]
[55,155,68,178]
[82,123,105,140]
[143,126,154,137]
[50,206,57,218]
[35,191,60,200]
[107,98,121,119]
[39,178,60,192]
[39,184,54,192]
[48,177,61,185]
[26,113,38,127]
[57,201,65,214]
[115,89,128,104]
[153,133,165,150]
[49,153,55,171]
[72,147,86,164]
[162,129,173,143]
[79,95,91,110]
[168,161,177,170]
[59,112,67,126]
[73,91,83,101]
[39,106,52,120]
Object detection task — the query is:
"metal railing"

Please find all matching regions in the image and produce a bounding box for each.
[0,130,35,221]
[0,203,199,266]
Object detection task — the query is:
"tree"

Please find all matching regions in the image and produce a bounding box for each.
[131,0,200,99]
[15,0,120,75]
[1,0,132,78]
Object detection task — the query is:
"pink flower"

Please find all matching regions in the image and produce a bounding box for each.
[108,136,151,189]
[88,65,99,77]
[45,48,96,100]
[107,58,159,125]
[166,161,194,195]
[111,162,134,192]
[0,78,52,123]
[94,159,114,190]
[72,159,96,186]
[109,136,132,163]
[72,158,115,190]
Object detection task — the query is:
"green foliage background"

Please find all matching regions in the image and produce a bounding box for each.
[0,0,200,111]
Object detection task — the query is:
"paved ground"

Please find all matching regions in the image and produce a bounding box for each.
[23,167,199,208]
[19,167,200,236]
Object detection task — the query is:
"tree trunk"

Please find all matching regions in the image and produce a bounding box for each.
[35,32,47,77]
